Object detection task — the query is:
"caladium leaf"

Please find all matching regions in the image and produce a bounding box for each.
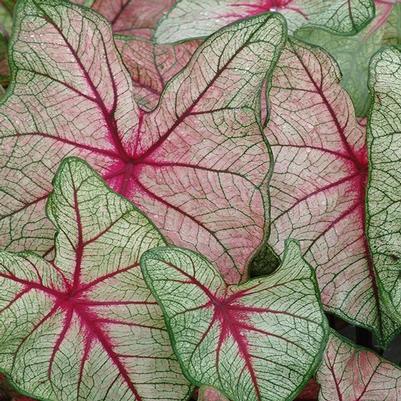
[317,331,401,400]
[0,157,191,401]
[296,379,320,401]
[73,0,175,38]
[298,0,401,116]
[155,0,375,44]
[198,387,229,401]
[382,1,401,43]
[0,0,286,283]
[141,241,329,401]
[265,38,399,344]
[0,0,14,88]
[74,0,95,6]
[367,46,401,328]
[115,35,200,111]
[0,0,15,35]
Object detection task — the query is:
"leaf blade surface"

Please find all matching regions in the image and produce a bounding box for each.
[265,38,398,343]
[0,0,286,282]
[0,157,191,401]
[155,0,375,43]
[317,331,401,400]
[141,241,329,401]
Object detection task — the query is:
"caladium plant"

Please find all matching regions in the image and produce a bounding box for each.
[0,0,14,88]
[316,331,401,400]
[114,35,199,111]
[265,37,399,345]
[155,0,375,43]
[299,0,401,116]
[0,157,191,401]
[367,45,401,330]
[140,241,329,401]
[198,387,228,401]
[0,0,286,284]
[72,0,175,38]
[1,0,401,401]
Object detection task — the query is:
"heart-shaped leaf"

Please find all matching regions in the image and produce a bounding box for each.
[0,157,191,401]
[0,0,286,283]
[155,0,375,44]
[115,35,200,111]
[317,331,401,400]
[141,241,329,401]
[265,38,398,344]
[367,45,401,328]
[298,1,401,116]
[73,0,175,38]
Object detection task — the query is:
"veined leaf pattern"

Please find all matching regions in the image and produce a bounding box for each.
[155,0,375,43]
[0,0,286,283]
[141,241,329,401]
[367,45,401,329]
[299,0,401,116]
[115,35,200,111]
[265,39,398,344]
[317,331,401,400]
[0,157,191,401]
[73,0,175,38]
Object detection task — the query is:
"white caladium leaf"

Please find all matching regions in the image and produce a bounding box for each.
[155,0,375,44]
[0,157,191,401]
[141,241,329,401]
[266,39,399,344]
[73,0,175,38]
[115,35,200,111]
[298,1,401,116]
[367,46,401,328]
[317,331,401,400]
[0,0,286,283]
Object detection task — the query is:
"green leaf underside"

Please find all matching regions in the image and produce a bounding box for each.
[299,1,401,117]
[141,241,329,401]
[155,0,375,44]
[0,157,191,401]
[317,330,401,400]
[0,0,286,284]
[265,38,399,344]
[367,45,401,329]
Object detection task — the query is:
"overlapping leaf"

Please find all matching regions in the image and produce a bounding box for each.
[382,1,401,43]
[317,331,401,400]
[0,0,14,34]
[73,0,175,38]
[141,241,329,401]
[367,45,401,328]
[265,38,398,344]
[198,387,229,401]
[115,35,199,111]
[0,0,14,88]
[0,157,191,401]
[299,0,401,116]
[0,0,286,283]
[155,0,375,44]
